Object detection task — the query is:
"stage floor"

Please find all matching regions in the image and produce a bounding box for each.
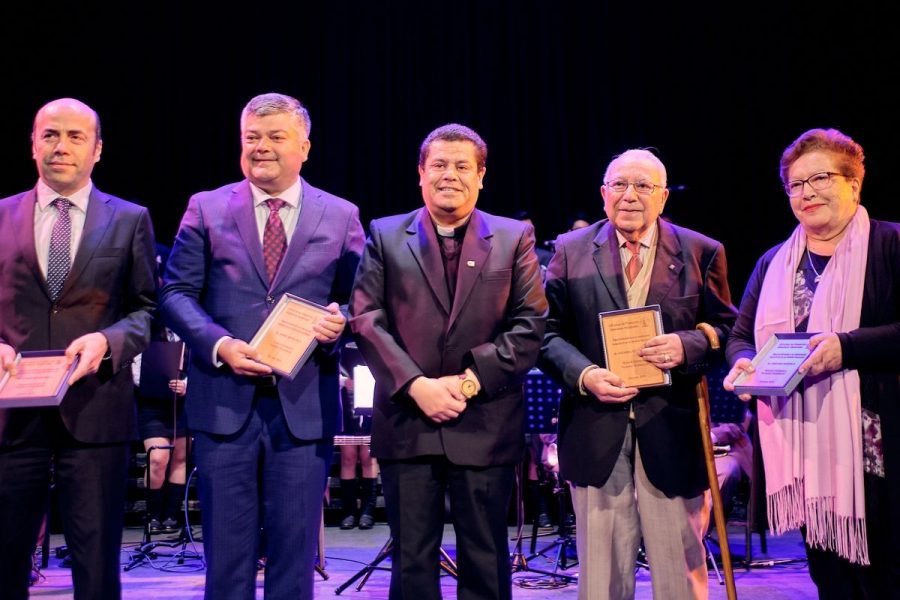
[30,522,816,599]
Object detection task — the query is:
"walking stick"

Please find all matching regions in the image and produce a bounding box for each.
[695,323,737,600]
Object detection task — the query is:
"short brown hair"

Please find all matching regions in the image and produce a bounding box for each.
[780,128,865,186]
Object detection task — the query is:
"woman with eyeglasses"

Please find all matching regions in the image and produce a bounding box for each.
[724,128,899,599]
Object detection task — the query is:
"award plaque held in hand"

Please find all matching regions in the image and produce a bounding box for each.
[248,294,330,379]
[598,305,671,388]
[0,350,80,408]
[732,332,815,396]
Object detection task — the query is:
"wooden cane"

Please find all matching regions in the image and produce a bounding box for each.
[695,323,737,600]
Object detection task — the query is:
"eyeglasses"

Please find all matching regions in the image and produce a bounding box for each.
[603,180,664,195]
[784,171,847,197]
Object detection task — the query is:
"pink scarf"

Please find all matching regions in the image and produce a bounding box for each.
[753,206,869,565]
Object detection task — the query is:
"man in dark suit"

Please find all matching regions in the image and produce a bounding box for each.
[160,93,364,600]
[350,124,547,600]
[0,98,157,600]
[539,149,737,599]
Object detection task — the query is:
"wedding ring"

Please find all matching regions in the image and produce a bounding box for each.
[664,353,671,363]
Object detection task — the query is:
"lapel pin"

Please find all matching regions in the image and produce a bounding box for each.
[668,264,675,270]
[466,260,476,267]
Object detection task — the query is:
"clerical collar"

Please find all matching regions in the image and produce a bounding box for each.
[435,220,468,239]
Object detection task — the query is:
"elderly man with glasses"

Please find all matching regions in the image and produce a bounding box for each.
[539,148,737,599]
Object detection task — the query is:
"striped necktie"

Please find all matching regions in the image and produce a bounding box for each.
[625,240,642,285]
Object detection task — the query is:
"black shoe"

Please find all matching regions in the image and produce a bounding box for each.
[358,514,374,530]
[536,512,552,529]
[161,518,178,533]
[148,518,164,535]
[340,514,357,529]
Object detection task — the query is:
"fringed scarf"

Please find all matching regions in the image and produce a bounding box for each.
[753,206,869,565]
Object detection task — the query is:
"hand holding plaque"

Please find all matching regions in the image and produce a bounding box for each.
[732,332,814,396]
[598,305,672,388]
[248,294,331,379]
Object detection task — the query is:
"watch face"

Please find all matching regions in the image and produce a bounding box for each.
[461,378,477,398]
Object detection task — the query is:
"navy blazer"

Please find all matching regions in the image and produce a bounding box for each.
[0,187,157,444]
[349,208,548,467]
[539,218,737,497]
[160,178,364,440]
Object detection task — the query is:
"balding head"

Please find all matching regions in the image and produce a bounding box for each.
[31,98,103,196]
[34,98,101,141]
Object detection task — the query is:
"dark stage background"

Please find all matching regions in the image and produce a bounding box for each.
[2,2,898,292]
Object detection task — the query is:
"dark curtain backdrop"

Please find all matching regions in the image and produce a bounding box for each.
[2,2,897,292]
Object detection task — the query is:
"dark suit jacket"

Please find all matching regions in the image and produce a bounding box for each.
[349,208,548,467]
[539,218,736,497]
[160,178,364,440]
[0,187,157,444]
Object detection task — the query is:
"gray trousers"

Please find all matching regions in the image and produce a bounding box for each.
[570,424,709,600]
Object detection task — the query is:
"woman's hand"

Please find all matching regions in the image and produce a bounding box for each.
[723,357,754,401]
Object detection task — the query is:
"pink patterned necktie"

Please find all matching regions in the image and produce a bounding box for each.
[47,198,72,300]
[263,198,287,283]
[625,240,642,284]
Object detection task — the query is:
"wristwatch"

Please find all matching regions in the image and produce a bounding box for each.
[459,373,479,399]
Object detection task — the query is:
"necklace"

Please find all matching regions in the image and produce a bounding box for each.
[807,248,823,283]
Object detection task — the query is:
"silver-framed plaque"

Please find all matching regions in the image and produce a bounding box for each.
[732,332,815,396]
[248,294,330,379]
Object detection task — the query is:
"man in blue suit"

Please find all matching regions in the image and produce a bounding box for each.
[161,93,364,600]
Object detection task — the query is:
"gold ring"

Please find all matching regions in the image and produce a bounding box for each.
[664,353,671,363]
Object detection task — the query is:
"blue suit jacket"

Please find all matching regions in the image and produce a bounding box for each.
[160,178,364,439]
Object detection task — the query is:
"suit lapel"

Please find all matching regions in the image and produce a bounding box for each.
[406,208,451,315]
[59,188,114,299]
[274,178,325,288]
[12,189,48,296]
[645,219,684,306]
[448,209,491,329]
[592,221,628,310]
[229,181,269,288]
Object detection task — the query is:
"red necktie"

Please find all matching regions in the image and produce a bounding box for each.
[263,198,287,282]
[625,240,642,284]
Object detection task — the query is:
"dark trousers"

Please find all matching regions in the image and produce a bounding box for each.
[0,409,128,600]
[804,473,898,600]
[380,456,516,600]
[193,390,332,600]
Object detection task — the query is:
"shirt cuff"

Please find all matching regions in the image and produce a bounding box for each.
[212,336,231,367]
[577,364,600,396]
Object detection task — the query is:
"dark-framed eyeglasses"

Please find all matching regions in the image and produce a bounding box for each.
[603,180,665,195]
[784,171,847,197]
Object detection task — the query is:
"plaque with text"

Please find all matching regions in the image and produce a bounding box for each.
[732,332,815,396]
[249,294,329,379]
[598,305,671,388]
[0,350,80,408]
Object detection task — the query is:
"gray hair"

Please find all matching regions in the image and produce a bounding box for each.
[241,93,311,137]
[604,148,667,186]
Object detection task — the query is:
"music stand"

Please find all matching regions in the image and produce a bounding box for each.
[511,369,577,585]
[334,535,458,595]
[124,340,203,572]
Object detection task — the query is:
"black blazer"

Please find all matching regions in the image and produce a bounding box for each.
[539,218,736,497]
[0,187,157,444]
[350,208,548,467]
